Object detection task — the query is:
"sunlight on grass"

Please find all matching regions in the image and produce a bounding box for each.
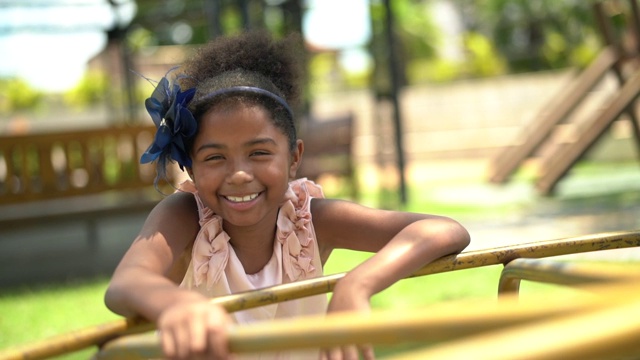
[0,278,119,359]
[325,249,504,309]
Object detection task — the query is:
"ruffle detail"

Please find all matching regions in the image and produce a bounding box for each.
[192,216,231,288]
[178,180,215,227]
[179,178,324,289]
[277,179,324,281]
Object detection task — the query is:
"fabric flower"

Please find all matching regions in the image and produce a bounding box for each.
[140,70,197,170]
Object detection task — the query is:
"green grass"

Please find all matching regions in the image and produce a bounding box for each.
[0,278,119,359]
[324,249,504,307]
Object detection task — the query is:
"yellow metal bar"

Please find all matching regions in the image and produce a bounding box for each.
[415,229,640,277]
[498,258,640,295]
[95,280,640,359]
[1,229,639,360]
[387,291,640,360]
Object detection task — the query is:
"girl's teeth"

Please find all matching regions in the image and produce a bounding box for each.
[227,193,258,202]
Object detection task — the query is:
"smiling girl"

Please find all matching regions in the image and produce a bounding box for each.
[105,31,470,360]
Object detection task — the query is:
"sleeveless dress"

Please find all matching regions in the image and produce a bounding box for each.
[178,178,328,359]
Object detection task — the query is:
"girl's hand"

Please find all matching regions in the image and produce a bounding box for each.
[158,300,233,360]
[320,282,376,360]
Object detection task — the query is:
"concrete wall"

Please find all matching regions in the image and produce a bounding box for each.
[0,203,152,288]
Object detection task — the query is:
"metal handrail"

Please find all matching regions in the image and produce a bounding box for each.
[388,284,640,360]
[97,280,640,359]
[498,257,640,295]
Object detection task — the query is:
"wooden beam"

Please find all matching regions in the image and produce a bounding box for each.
[536,68,640,194]
[488,46,618,184]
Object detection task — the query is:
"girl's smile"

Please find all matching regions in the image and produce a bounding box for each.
[224,192,260,203]
[221,191,263,212]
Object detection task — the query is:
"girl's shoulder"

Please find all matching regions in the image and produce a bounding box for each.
[149,190,199,226]
[133,190,200,261]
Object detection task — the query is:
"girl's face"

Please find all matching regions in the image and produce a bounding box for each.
[188,103,302,230]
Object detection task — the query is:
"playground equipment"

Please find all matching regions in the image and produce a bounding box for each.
[488,0,640,195]
[0,229,639,359]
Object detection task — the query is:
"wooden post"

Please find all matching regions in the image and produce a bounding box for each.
[383,0,408,205]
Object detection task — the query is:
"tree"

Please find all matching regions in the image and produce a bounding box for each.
[454,0,601,72]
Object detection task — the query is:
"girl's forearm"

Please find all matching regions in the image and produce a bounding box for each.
[337,218,469,299]
[105,268,205,321]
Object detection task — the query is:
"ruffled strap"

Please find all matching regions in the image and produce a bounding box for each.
[276,178,324,282]
[177,180,215,226]
[178,180,229,288]
[192,216,231,288]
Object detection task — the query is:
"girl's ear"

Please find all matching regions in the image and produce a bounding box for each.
[187,167,195,182]
[288,139,304,179]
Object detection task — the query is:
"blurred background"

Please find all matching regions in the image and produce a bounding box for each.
[4,1,640,358]
[3,0,640,286]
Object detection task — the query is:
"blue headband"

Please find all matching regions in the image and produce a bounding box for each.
[198,86,294,119]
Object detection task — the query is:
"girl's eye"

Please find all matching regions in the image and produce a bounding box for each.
[251,150,270,156]
[205,154,224,161]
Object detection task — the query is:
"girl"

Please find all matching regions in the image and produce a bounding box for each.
[105,31,470,360]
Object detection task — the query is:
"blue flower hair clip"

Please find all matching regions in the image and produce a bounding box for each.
[140,68,197,174]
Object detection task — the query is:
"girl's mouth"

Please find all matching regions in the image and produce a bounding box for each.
[224,192,260,203]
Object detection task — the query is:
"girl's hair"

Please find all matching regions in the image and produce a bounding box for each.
[179,31,302,153]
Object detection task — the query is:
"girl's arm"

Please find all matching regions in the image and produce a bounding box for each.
[312,197,470,305]
[104,191,201,319]
[313,198,470,294]
[312,198,470,358]
[104,192,231,359]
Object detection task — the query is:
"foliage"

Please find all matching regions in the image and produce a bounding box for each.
[391,0,439,61]
[307,52,339,94]
[453,0,603,72]
[408,57,461,83]
[408,30,509,84]
[368,0,440,92]
[0,78,44,114]
[126,25,157,51]
[63,71,110,110]
[462,31,508,77]
[131,0,282,46]
[125,0,604,92]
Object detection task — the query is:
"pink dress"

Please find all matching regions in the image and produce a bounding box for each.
[178,178,328,359]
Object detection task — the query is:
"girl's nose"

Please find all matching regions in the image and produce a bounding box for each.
[226,160,254,184]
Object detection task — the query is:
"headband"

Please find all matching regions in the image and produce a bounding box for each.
[198,86,294,120]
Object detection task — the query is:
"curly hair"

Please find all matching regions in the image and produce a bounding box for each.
[178,31,302,152]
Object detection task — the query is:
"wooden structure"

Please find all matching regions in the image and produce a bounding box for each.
[1,229,639,359]
[0,125,160,206]
[0,125,167,229]
[0,125,167,286]
[297,113,358,199]
[488,0,640,195]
